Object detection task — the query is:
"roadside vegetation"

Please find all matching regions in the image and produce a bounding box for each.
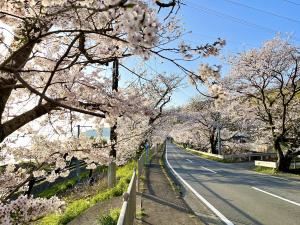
[174,142,238,163]
[253,166,300,178]
[37,162,135,225]
[37,171,90,199]
[98,208,121,225]
[38,166,107,199]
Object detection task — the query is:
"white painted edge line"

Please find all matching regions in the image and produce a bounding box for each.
[186,159,193,163]
[166,144,234,225]
[252,187,300,207]
[176,144,299,184]
[201,166,217,174]
[252,171,300,184]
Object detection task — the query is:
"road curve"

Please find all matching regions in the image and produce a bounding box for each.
[166,141,300,225]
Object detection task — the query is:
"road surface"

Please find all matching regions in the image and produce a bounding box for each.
[165,141,300,225]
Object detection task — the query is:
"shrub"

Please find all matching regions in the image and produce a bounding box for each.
[98,208,120,225]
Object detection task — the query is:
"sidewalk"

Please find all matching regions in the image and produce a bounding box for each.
[68,196,122,225]
[140,151,203,225]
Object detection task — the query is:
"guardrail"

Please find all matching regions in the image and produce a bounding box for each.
[225,152,277,161]
[184,145,277,161]
[186,147,224,159]
[117,152,146,225]
[255,160,300,169]
[137,152,145,192]
[117,169,137,225]
[255,160,277,168]
[117,146,159,225]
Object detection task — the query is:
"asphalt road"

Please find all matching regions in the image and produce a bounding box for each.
[165,141,300,225]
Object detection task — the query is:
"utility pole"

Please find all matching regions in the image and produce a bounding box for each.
[217,124,221,155]
[108,58,119,188]
[216,112,222,155]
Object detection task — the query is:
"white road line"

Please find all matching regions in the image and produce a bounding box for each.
[166,144,234,225]
[175,144,300,184]
[186,159,193,163]
[201,166,217,174]
[252,171,300,183]
[252,187,300,207]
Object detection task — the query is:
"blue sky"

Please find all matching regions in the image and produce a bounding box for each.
[138,0,300,107]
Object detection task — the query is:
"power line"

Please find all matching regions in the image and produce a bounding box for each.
[143,61,196,99]
[185,31,258,48]
[281,0,300,6]
[185,0,300,42]
[222,0,300,24]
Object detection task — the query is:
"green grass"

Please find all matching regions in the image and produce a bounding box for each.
[98,208,120,225]
[136,209,146,220]
[38,176,80,199]
[253,166,277,174]
[37,161,135,225]
[253,166,300,178]
[38,166,107,199]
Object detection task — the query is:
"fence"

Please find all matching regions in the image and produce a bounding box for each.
[117,169,137,225]
[255,158,300,169]
[117,145,160,225]
[117,152,146,225]
[137,152,145,192]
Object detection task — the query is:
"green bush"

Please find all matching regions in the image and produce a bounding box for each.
[59,199,92,224]
[98,208,120,225]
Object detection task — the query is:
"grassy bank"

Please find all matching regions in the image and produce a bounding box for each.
[253,166,277,174]
[38,171,90,199]
[253,166,300,178]
[37,162,135,225]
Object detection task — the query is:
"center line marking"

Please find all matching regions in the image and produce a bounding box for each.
[186,159,193,163]
[252,187,300,207]
[201,166,217,173]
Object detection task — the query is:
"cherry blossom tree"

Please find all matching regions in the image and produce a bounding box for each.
[168,96,254,155]
[226,36,300,171]
[0,0,226,222]
[0,0,224,143]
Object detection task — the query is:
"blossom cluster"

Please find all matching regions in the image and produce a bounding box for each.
[0,0,160,59]
[0,195,64,225]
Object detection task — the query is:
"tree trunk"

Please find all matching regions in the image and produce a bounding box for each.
[0,41,37,123]
[274,137,292,172]
[25,177,36,197]
[277,156,292,172]
[88,169,95,185]
[0,40,41,143]
[210,127,218,154]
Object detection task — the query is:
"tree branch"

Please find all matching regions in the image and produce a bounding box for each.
[0,102,56,142]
